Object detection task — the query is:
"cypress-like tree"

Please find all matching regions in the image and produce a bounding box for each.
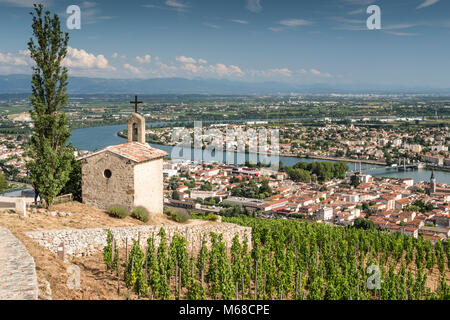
[26,4,73,208]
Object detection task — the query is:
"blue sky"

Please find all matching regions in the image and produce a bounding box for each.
[0,0,450,88]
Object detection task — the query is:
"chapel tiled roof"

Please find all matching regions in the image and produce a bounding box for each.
[77,141,167,163]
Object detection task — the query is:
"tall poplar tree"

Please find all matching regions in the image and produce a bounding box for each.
[26,4,73,208]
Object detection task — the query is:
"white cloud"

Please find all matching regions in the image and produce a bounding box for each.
[268,68,292,77]
[268,27,284,32]
[0,0,52,7]
[112,52,125,59]
[123,63,141,75]
[178,61,244,78]
[0,51,30,66]
[203,23,220,29]
[165,0,189,9]
[81,1,97,9]
[231,19,249,24]
[249,68,293,78]
[64,47,115,70]
[279,19,312,27]
[181,63,201,73]
[347,8,364,15]
[176,56,197,64]
[384,24,416,30]
[155,61,177,72]
[383,31,418,36]
[136,54,151,64]
[310,69,332,77]
[246,0,262,13]
[341,0,376,4]
[417,0,440,9]
[209,64,244,77]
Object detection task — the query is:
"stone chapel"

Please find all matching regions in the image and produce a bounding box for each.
[78,97,167,214]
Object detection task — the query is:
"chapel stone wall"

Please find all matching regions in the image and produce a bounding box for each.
[81,151,135,211]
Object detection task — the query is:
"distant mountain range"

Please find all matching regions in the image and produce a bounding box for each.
[0,74,449,95]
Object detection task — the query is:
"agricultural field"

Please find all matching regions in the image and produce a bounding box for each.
[105,215,450,300]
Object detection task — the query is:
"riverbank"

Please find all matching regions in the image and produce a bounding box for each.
[426,165,450,173]
[304,155,386,166]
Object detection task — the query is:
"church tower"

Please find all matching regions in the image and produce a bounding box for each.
[430,170,436,194]
[127,95,146,143]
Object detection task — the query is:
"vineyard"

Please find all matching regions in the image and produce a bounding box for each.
[103,216,450,300]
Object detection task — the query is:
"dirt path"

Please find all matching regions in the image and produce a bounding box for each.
[0,226,38,300]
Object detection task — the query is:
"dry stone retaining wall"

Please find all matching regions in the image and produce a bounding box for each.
[26,223,252,258]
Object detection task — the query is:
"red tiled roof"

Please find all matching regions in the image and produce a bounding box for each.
[78,142,167,163]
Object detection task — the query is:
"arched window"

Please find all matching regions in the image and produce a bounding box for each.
[132,123,138,142]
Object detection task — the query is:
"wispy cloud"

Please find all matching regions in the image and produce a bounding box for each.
[279,19,312,27]
[383,31,418,36]
[165,0,189,9]
[347,8,364,15]
[417,0,440,9]
[334,17,365,24]
[383,24,416,30]
[144,0,190,12]
[60,2,114,25]
[268,27,283,32]
[246,0,262,13]
[203,23,220,29]
[231,19,249,24]
[341,0,377,4]
[0,0,52,7]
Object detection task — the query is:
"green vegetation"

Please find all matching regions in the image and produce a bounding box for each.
[59,153,82,201]
[353,218,375,230]
[231,179,273,199]
[190,211,219,221]
[107,206,129,219]
[200,181,213,191]
[405,200,435,213]
[25,5,74,208]
[103,218,449,300]
[286,161,348,183]
[220,205,249,217]
[0,171,9,193]
[350,174,361,187]
[164,208,190,223]
[103,229,114,270]
[131,207,150,223]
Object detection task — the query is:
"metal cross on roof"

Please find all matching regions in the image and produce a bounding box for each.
[130,95,142,113]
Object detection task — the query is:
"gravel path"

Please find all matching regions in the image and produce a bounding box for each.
[0,227,38,300]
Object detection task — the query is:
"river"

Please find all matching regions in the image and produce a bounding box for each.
[70,124,450,184]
